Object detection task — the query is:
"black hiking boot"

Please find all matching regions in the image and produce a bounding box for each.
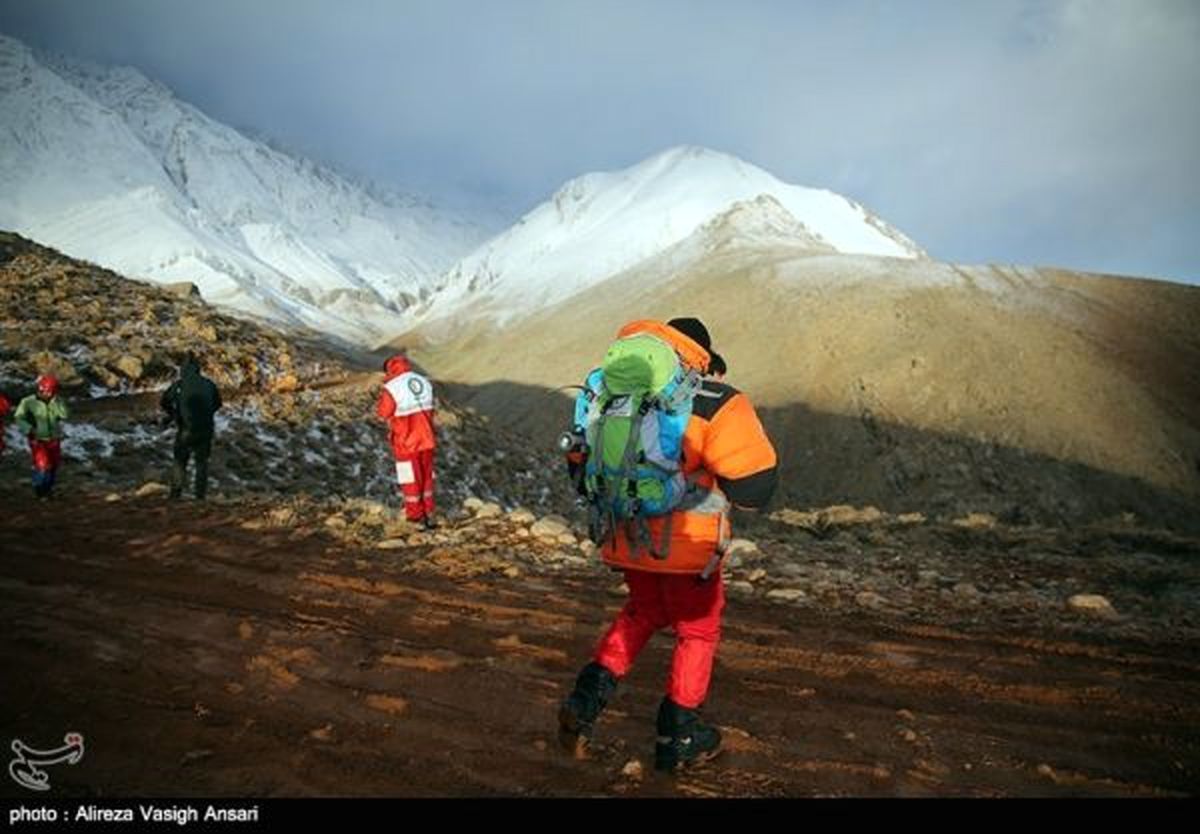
[422,515,438,531]
[654,697,722,772]
[558,661,617,758]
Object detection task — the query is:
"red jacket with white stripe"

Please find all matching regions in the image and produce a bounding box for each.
[375,356,436,457]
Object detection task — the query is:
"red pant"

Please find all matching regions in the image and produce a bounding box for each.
[30,438,62,473]
[28,438,62,494]
[594,569,726,709]
[395,449,435,521]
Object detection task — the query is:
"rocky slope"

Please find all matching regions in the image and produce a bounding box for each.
[405,231,1200,532]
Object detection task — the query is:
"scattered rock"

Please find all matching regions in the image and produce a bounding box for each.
[268,507,296,526]
[376,539,407,550]
[1068,594,1119,619]
[620,760,644,780]
[134,481,169,497]
[179,314,218,343]
[104,493,122,503]
[855,591,887,609]
[766,588,806,603]
[325,515,348,529]
[309,724,335,742]
[821,505,884,526]
[114,354,144,381]
[462,497,484,512]
[727,538,759,556]
[578,540,597,557]
[509,508,537,525]
[531,518,571,540]
[163,281,201,299]
[270,373,300,393]
[953,513,997,529]
[746,568,767,583]
[475,502,503,519]
[899,728,919,743]
[727,581,755,596]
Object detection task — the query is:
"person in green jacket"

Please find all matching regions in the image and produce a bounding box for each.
[13,374,69,499]
[160,354,222,500]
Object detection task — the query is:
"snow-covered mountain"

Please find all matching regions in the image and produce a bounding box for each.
[422,145,925,327]
[0,33,490,343]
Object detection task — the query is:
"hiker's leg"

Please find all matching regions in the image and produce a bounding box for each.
[44,439,61,492]
[193,436,212,500]
[662,572,726,709]
[170,435,191,499]
[419,449,436,517]
[394,456,423,521]
[30,439,51,497]
[594,570,670,678]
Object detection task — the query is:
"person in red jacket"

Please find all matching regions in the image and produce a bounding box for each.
[0,391,11,454]
[375,353,438,529]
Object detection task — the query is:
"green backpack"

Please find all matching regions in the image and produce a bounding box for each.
[573,333,702,556]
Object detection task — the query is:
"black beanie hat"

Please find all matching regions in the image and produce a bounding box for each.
[667,317,726,374]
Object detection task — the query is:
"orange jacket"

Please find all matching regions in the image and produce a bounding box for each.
[598,322,778,575]
[375,355,436,456]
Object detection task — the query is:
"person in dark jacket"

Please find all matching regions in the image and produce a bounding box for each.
[161,354,222,500]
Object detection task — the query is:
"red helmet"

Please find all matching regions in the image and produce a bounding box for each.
[36,374,59,398]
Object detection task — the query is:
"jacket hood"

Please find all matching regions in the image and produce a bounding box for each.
[384,355,412,378]
[181,356,201,377]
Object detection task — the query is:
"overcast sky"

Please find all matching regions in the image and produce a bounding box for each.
[2,0,1198,284]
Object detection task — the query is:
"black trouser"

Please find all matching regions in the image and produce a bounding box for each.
[171,431,213,499]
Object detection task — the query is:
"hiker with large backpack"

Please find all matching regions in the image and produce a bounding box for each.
[558,317,778,772]
[13,374,70,499]
[375,353,438,530]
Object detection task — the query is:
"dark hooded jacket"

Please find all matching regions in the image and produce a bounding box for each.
[161,358,222,438]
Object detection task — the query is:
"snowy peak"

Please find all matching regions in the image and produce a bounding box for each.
[0,33,489,344]
[428,145,926,324]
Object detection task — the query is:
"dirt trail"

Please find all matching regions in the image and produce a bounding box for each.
[1,491,1197,798]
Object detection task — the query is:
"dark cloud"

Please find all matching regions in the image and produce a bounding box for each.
[1,0,1197,283]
